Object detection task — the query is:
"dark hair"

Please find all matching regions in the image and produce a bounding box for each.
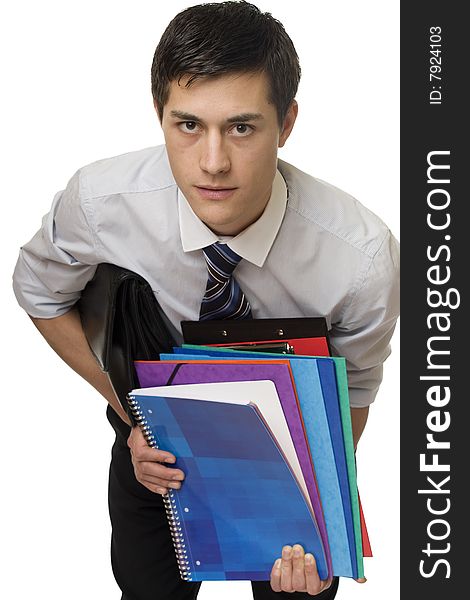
[151,1,301,125]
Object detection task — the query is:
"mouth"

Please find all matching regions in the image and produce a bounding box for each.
[194,186,237,200]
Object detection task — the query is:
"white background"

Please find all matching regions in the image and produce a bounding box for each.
[1,1,399,598]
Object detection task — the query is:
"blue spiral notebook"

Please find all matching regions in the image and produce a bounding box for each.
[127,393,328,582]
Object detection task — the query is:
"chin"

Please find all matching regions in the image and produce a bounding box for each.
[203,215,245,236]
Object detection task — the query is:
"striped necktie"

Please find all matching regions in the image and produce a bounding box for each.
[199,242,252,320]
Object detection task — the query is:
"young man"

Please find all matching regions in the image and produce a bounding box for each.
[12,2,399,598]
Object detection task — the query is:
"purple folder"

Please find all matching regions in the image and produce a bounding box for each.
[134,359,332,577]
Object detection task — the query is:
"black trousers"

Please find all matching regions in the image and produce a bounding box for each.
[107,407,339,600]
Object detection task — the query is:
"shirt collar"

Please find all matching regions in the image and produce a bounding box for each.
[178,170,287,268]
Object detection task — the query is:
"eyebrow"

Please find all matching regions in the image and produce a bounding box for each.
[169,110,263,123]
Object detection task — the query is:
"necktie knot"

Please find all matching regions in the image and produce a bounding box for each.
[199,242,252,321]
[202,243,243,282]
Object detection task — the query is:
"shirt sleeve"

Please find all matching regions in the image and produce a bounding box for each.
[12,169,100,318]
[329,230,400,408]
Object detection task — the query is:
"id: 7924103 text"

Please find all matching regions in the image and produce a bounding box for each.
[429,26,443,105]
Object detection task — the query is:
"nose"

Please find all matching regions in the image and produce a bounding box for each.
[199,132,231,175]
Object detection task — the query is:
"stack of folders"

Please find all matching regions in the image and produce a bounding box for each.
[126,317,372,583]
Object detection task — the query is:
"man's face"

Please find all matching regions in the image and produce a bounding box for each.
[160,71,297,236]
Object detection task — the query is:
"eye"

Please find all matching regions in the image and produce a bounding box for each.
[178,121,199,133]
[230,123,253,137]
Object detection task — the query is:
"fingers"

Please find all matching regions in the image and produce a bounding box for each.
[127,426,177,463]
[304,553,326,596]
[291,544,306,591]
[138,469,184,493]
[270,545,332,596]
[270,547,296,593]
[133,458,185,495]
[127,426,185,494]
[280,545,294,592]
[270,558,282,593]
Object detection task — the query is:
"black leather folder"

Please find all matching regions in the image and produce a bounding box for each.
[77,263,180,417]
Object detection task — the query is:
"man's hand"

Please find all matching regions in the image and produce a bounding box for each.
[127,426,185,494]
[270,545,367,595]
[270,545,332,595]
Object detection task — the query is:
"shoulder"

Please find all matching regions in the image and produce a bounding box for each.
[278,159,394,260]
[75,145,176,200]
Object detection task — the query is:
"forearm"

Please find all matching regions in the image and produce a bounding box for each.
[351,406,369,449]
[30,307,131,425]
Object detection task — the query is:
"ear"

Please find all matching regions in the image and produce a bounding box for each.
[278,100,298,148]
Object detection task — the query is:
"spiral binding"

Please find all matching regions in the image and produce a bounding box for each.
[127,395,193,581]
